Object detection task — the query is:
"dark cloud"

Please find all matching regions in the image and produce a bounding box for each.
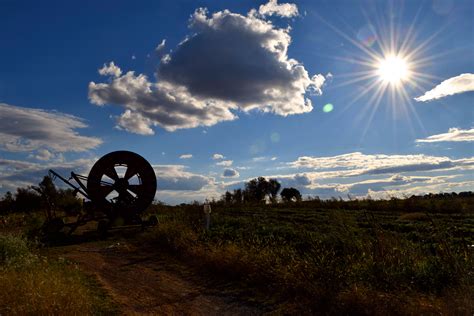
[222,168,240,178]
[89,3,326,135]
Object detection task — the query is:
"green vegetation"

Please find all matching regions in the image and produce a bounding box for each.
[1,175,473,314]
[0,234,116,315]
[142,203,474,314]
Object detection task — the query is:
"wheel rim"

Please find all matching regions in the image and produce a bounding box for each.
[87,151,157,217]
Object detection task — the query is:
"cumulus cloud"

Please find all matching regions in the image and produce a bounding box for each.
[216,160,233,167]
[0,103,102,154]
[223,168,240,178]
[153,165,212,191]
[414,73,474,102]
[179,154,193,159]
[89,3,326,135]
[258,0,299,18]
[116,110,154,135]
[288,152,473,176]
[98,62,122,78]
[416,127,474,143]
[212,153,225,160]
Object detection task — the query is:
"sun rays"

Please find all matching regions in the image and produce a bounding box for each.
[313,2,451,138]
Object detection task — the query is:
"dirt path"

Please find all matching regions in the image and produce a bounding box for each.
[52,241,263,315]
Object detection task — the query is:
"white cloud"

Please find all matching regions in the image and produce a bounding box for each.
[216,160,233,167]
[179,154,193,159]
[89,69,237,132]
[258,0,299,18]
[414,73,474,102]
[98,62,122,78]
[288,152,472,176]
[155,39,166,53]
[0,103,102,154]
[33,149,54,161]
[116,110,154,135]
[212,153,225,160]
[0,157,96,192]
[153,165,212,191]
[416,127,474,143]
[252,156,277,162]
[223,168,240,178]
[89,3,326,135]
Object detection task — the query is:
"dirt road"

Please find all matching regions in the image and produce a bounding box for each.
[52,240,263,315]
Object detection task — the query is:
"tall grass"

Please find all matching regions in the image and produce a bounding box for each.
[0,234,116,315]
[141,206,474,314]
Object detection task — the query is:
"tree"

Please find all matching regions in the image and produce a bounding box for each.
[14,187,41,213]
[280,187,302,202]
[232,189,243,204]
[223,191,233,204]
[243,177,281,203]
[32,176,59,218]
[268,179,281,203]
[0,191,14,215]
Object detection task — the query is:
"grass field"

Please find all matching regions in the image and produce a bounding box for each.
[142,203,474,314]
[1,200,473,314]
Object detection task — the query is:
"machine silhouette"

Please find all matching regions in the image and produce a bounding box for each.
[46,151,157,236]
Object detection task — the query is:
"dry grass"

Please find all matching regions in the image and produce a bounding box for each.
[139,208,474,315]
[0,234,116,315]
[399,212,430,221]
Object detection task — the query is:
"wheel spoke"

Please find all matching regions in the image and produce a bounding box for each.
[124,165,138,181]
[97,185,114,198]
[128,184,143,196]
[104,167,119,181]
[119,190,136,202]
[99,180,114,186]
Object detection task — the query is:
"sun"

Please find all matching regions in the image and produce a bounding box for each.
[376,55,410,85]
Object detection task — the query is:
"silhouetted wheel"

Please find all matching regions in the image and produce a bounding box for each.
[87,151,157,219]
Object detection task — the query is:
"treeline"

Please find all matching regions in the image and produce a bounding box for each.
[212,177,473,213]
[219,177,303,204]
[0,176,81,216]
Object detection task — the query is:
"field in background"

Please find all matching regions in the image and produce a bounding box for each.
[142,202,474,314]
[1,195,473,315]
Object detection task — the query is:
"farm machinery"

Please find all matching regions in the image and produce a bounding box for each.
[44,151,158,237]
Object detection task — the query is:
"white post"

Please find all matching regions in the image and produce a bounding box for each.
[203,203,211,230]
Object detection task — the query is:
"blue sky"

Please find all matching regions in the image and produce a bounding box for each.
[0,0,473,204]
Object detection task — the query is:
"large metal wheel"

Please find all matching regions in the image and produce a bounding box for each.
[87,151,157,218]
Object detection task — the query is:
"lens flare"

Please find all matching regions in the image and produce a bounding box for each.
[357,25,377,47]
[323,103,334,113]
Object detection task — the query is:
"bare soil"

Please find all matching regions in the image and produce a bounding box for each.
[48,239,263,315]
